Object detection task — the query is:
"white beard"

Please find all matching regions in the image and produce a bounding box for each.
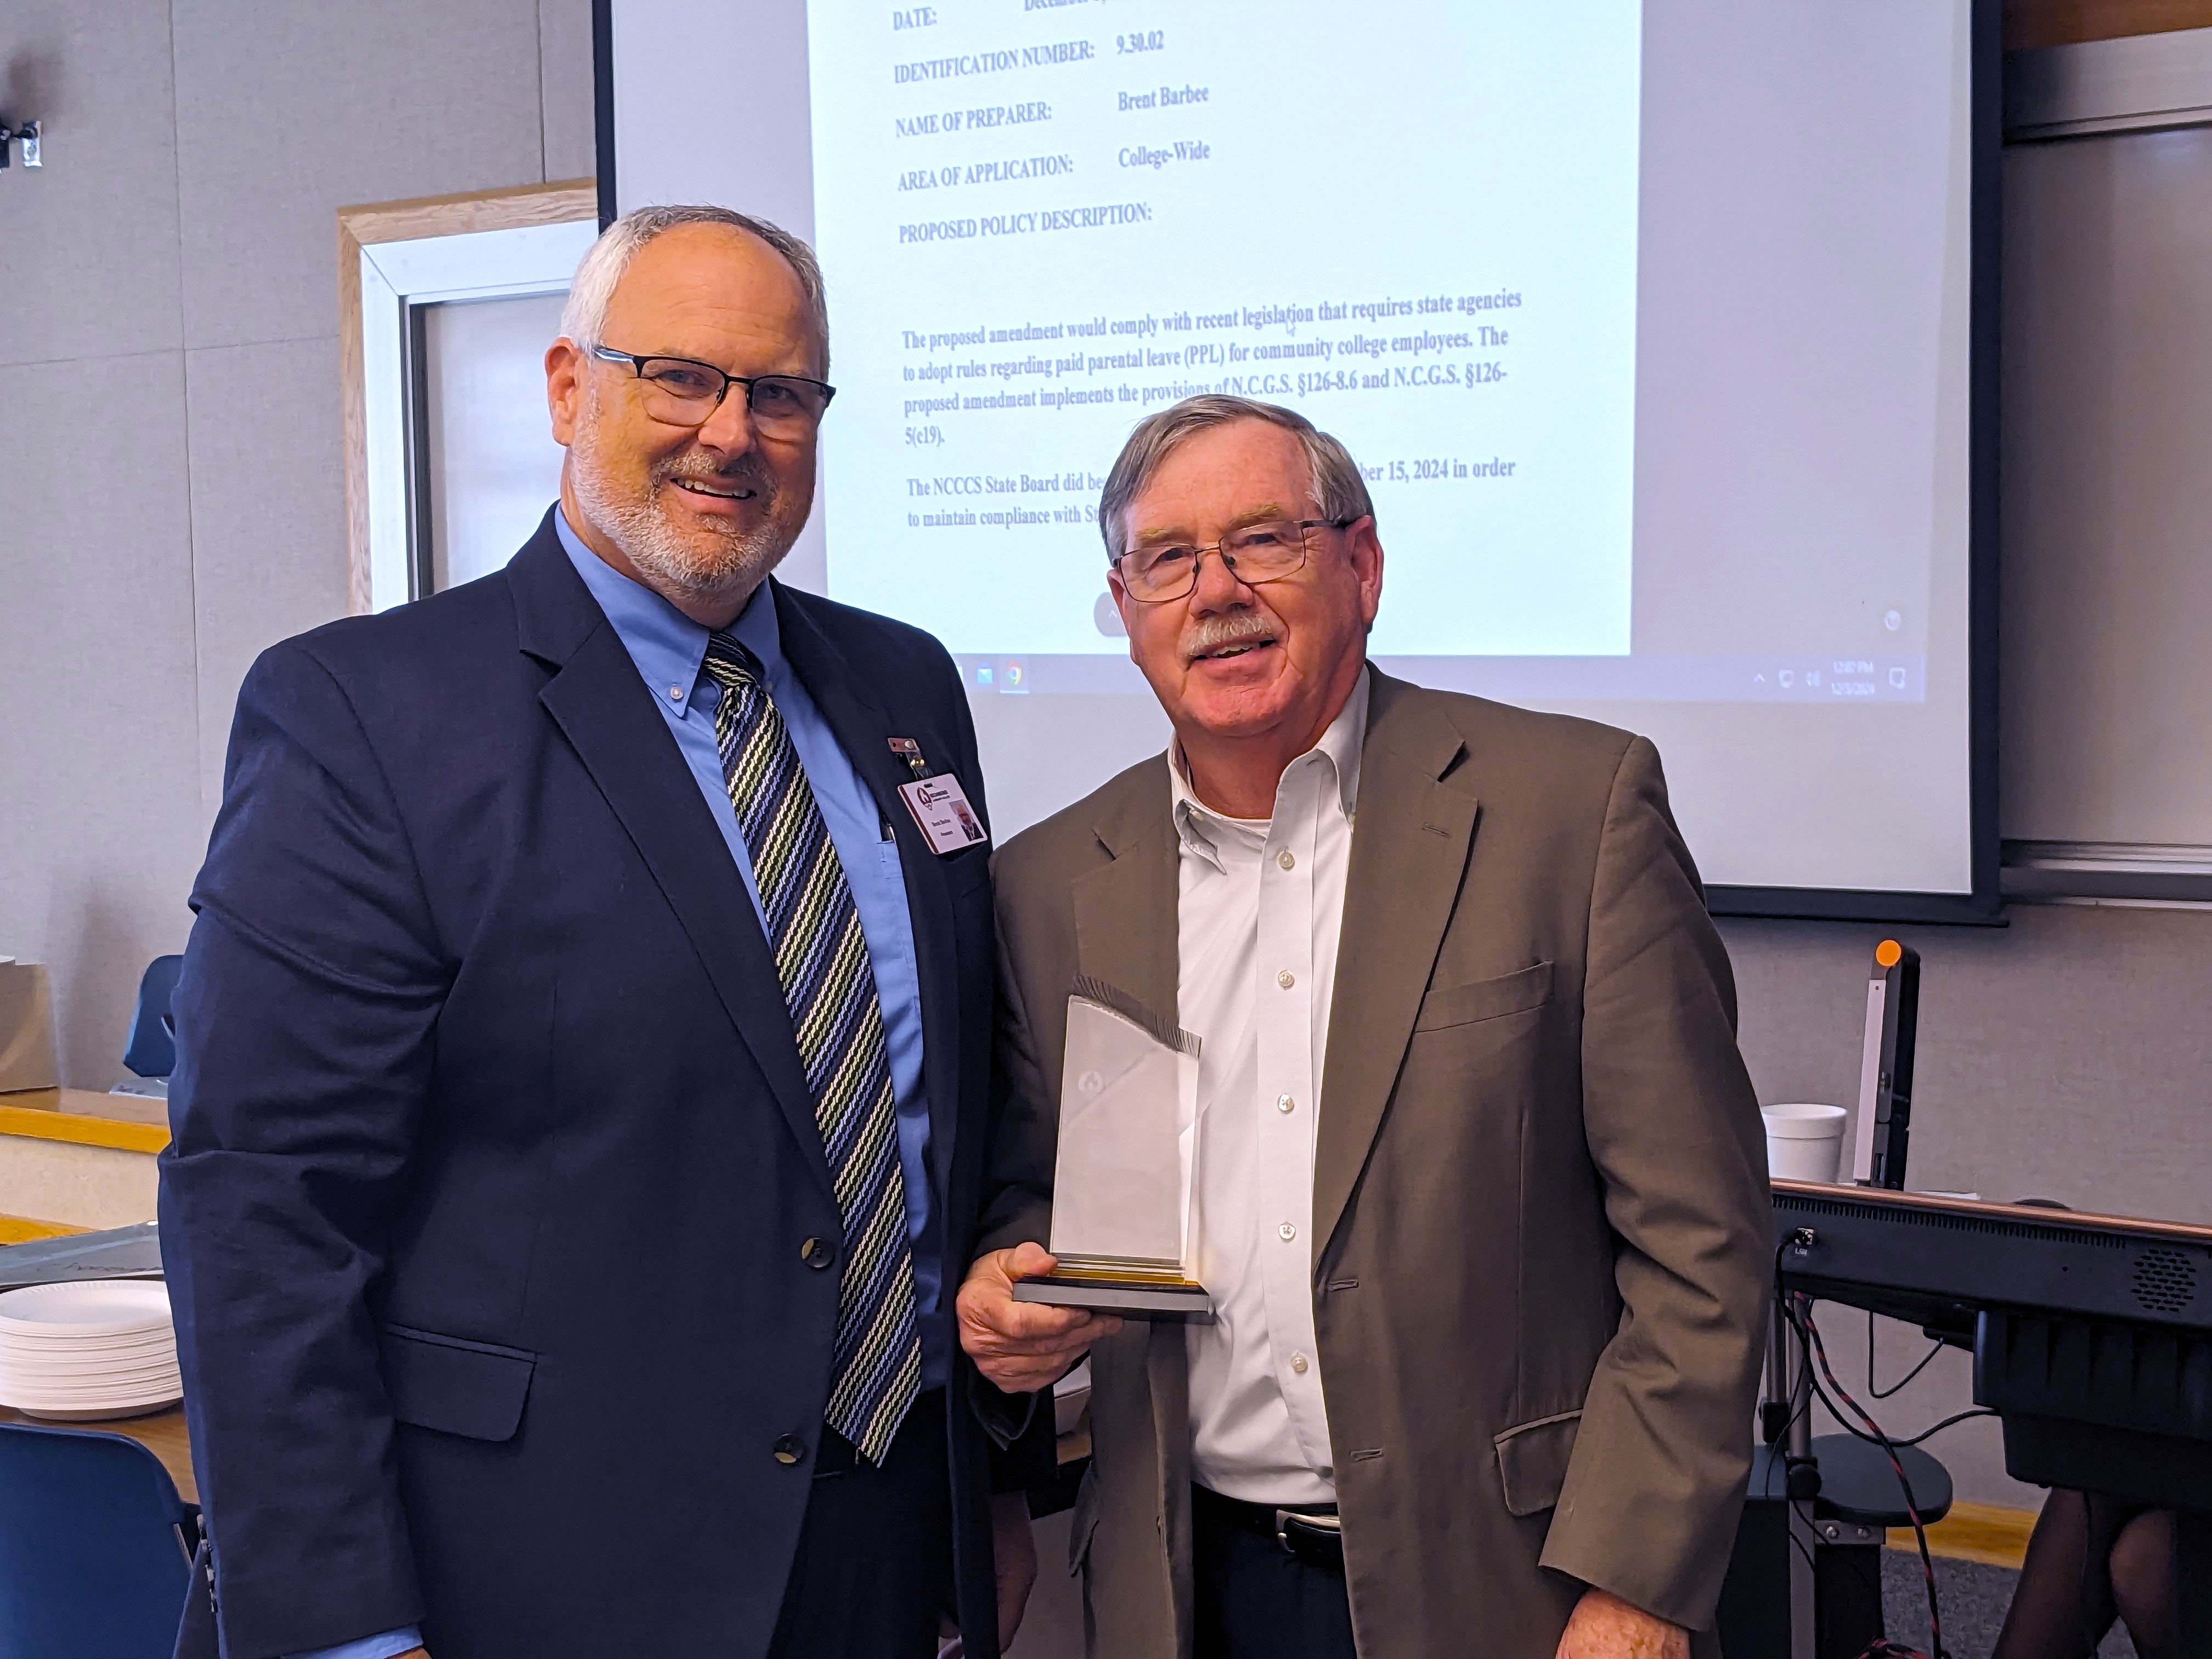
[567,403,798,603]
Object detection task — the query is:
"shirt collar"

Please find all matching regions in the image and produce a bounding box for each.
[554,507,785,710]
[1169,665,1370,864]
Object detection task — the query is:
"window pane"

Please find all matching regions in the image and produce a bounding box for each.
[421,291,571,594]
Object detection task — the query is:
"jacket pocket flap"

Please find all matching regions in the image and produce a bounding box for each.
[381,1324,537,1443]
[1415,960,1554,1031]
[1494,1408,1581,1517]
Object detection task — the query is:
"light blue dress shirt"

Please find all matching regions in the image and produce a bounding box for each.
[287,1632,426,1659]
[551,511,945,1379]
[288,516,947,1659]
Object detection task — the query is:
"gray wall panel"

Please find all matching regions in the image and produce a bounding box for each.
[1725,906,2212,1226]
[0,353,203,1091]
[170,0,551,349]
[183,336,351,803]
[539,0,598,185]
[1,1,588,1090]
[0,1,184,368]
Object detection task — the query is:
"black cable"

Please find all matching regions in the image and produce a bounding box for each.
[1809,1396,1996,1452]
[1891,1407,1997,1448]
[1773,1243,1938,1653]
[1768,1240,1819,1445]
[1867,1308,1946,1401]
[1786,1496,1820,1575]
[1773,1250,1985,1457]
[1762,1246,1822,1578]
[1754,1436,1819,1577]
[1803,1310,1946,1659]
[1788,1297,1950,1659]
[1771,1246,1998,1659]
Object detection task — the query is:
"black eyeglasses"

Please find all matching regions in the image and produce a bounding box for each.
[1114,518,1358,603]
[588,345,837,436]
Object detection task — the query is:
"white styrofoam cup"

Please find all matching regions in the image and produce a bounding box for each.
[1761,1102,1848,1183]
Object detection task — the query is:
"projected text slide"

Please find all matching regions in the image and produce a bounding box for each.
[808,0,1643,658]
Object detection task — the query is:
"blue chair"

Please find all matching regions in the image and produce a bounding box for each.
[121,956,184,1080]
[0,1421,196,1657]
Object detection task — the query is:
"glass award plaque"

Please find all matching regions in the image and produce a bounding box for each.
[1011,977,1212,1320]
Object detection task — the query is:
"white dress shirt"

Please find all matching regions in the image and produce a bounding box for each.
[1174,668,1369,1505]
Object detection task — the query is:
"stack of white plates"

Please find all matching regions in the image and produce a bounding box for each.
[0,1279,180,1421]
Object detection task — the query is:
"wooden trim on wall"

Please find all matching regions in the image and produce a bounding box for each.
[337,180,597,615]
[2008,0,2212,52]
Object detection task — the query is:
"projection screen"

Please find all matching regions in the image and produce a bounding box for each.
[599,0,2000,921]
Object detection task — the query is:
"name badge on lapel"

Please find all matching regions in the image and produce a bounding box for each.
[889,738,988,854]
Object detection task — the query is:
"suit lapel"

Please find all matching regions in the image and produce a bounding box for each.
[1312,673,1479,1261]
[510,532,831,1204]
[1068,761,1193,1625]
[1069,765,1180,1029]
[772,585,966,1202]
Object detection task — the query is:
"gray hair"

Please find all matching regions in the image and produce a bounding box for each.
[1097,395,1374,559]
[560,204,830,372]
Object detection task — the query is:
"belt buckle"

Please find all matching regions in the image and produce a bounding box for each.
[1273,1508,1343,1559]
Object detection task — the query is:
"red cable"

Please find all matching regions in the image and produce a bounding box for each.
[1797,1302,1949,1659]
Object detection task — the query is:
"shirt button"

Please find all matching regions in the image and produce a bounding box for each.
[1291,1353,1310,1374]
[772,1434,806,1466]
[1278,1222,1297,1242]
[1277,849,1295,870]
[1277,970,1295,990]
[1277,1094,1295,1113]
[801,1237,834,1269]
[667,684,684,701]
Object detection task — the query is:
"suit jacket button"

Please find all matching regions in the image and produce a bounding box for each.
[773,1434,806,1466]
[802,1237,835,1269]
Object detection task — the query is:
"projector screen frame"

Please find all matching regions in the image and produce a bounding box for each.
[590,0,2007,927]
[1698,0,2004,927]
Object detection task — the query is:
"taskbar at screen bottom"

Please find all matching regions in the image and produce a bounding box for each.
[955,653,1929,704]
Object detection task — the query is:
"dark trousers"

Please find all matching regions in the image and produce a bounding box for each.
[1192,1485,1357,1659]
[766,1390,952,1659]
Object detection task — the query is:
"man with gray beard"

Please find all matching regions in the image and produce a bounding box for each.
[161,206,1041,1659]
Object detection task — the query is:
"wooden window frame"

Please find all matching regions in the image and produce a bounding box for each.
[337,180,599,614]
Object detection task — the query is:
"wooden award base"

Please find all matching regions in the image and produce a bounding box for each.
[1012,1257,1213,1321]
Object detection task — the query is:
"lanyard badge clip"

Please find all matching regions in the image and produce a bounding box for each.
[888,737,932,780]
[889,737,986,853]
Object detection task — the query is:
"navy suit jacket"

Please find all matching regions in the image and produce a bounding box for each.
[161,512,1023,1659]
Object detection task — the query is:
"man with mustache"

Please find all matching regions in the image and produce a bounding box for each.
[958,397,1771,1657]
[162,206,1038,1659]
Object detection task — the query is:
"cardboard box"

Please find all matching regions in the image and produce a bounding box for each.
[0,963,60,1094]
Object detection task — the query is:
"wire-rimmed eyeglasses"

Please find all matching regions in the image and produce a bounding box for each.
[1114,517,1358,604]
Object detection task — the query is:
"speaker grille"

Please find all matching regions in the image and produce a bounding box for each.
[2131,1246,2197,1314]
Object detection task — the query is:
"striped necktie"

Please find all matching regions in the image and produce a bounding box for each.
[701,631,921,1465]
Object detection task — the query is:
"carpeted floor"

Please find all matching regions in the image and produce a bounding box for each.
[1880,1550,2138,1659]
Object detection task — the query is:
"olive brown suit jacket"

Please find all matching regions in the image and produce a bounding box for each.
[976,670,1772,1658]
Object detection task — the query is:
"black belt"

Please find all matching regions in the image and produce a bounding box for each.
[1192,1483,1344,1571]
